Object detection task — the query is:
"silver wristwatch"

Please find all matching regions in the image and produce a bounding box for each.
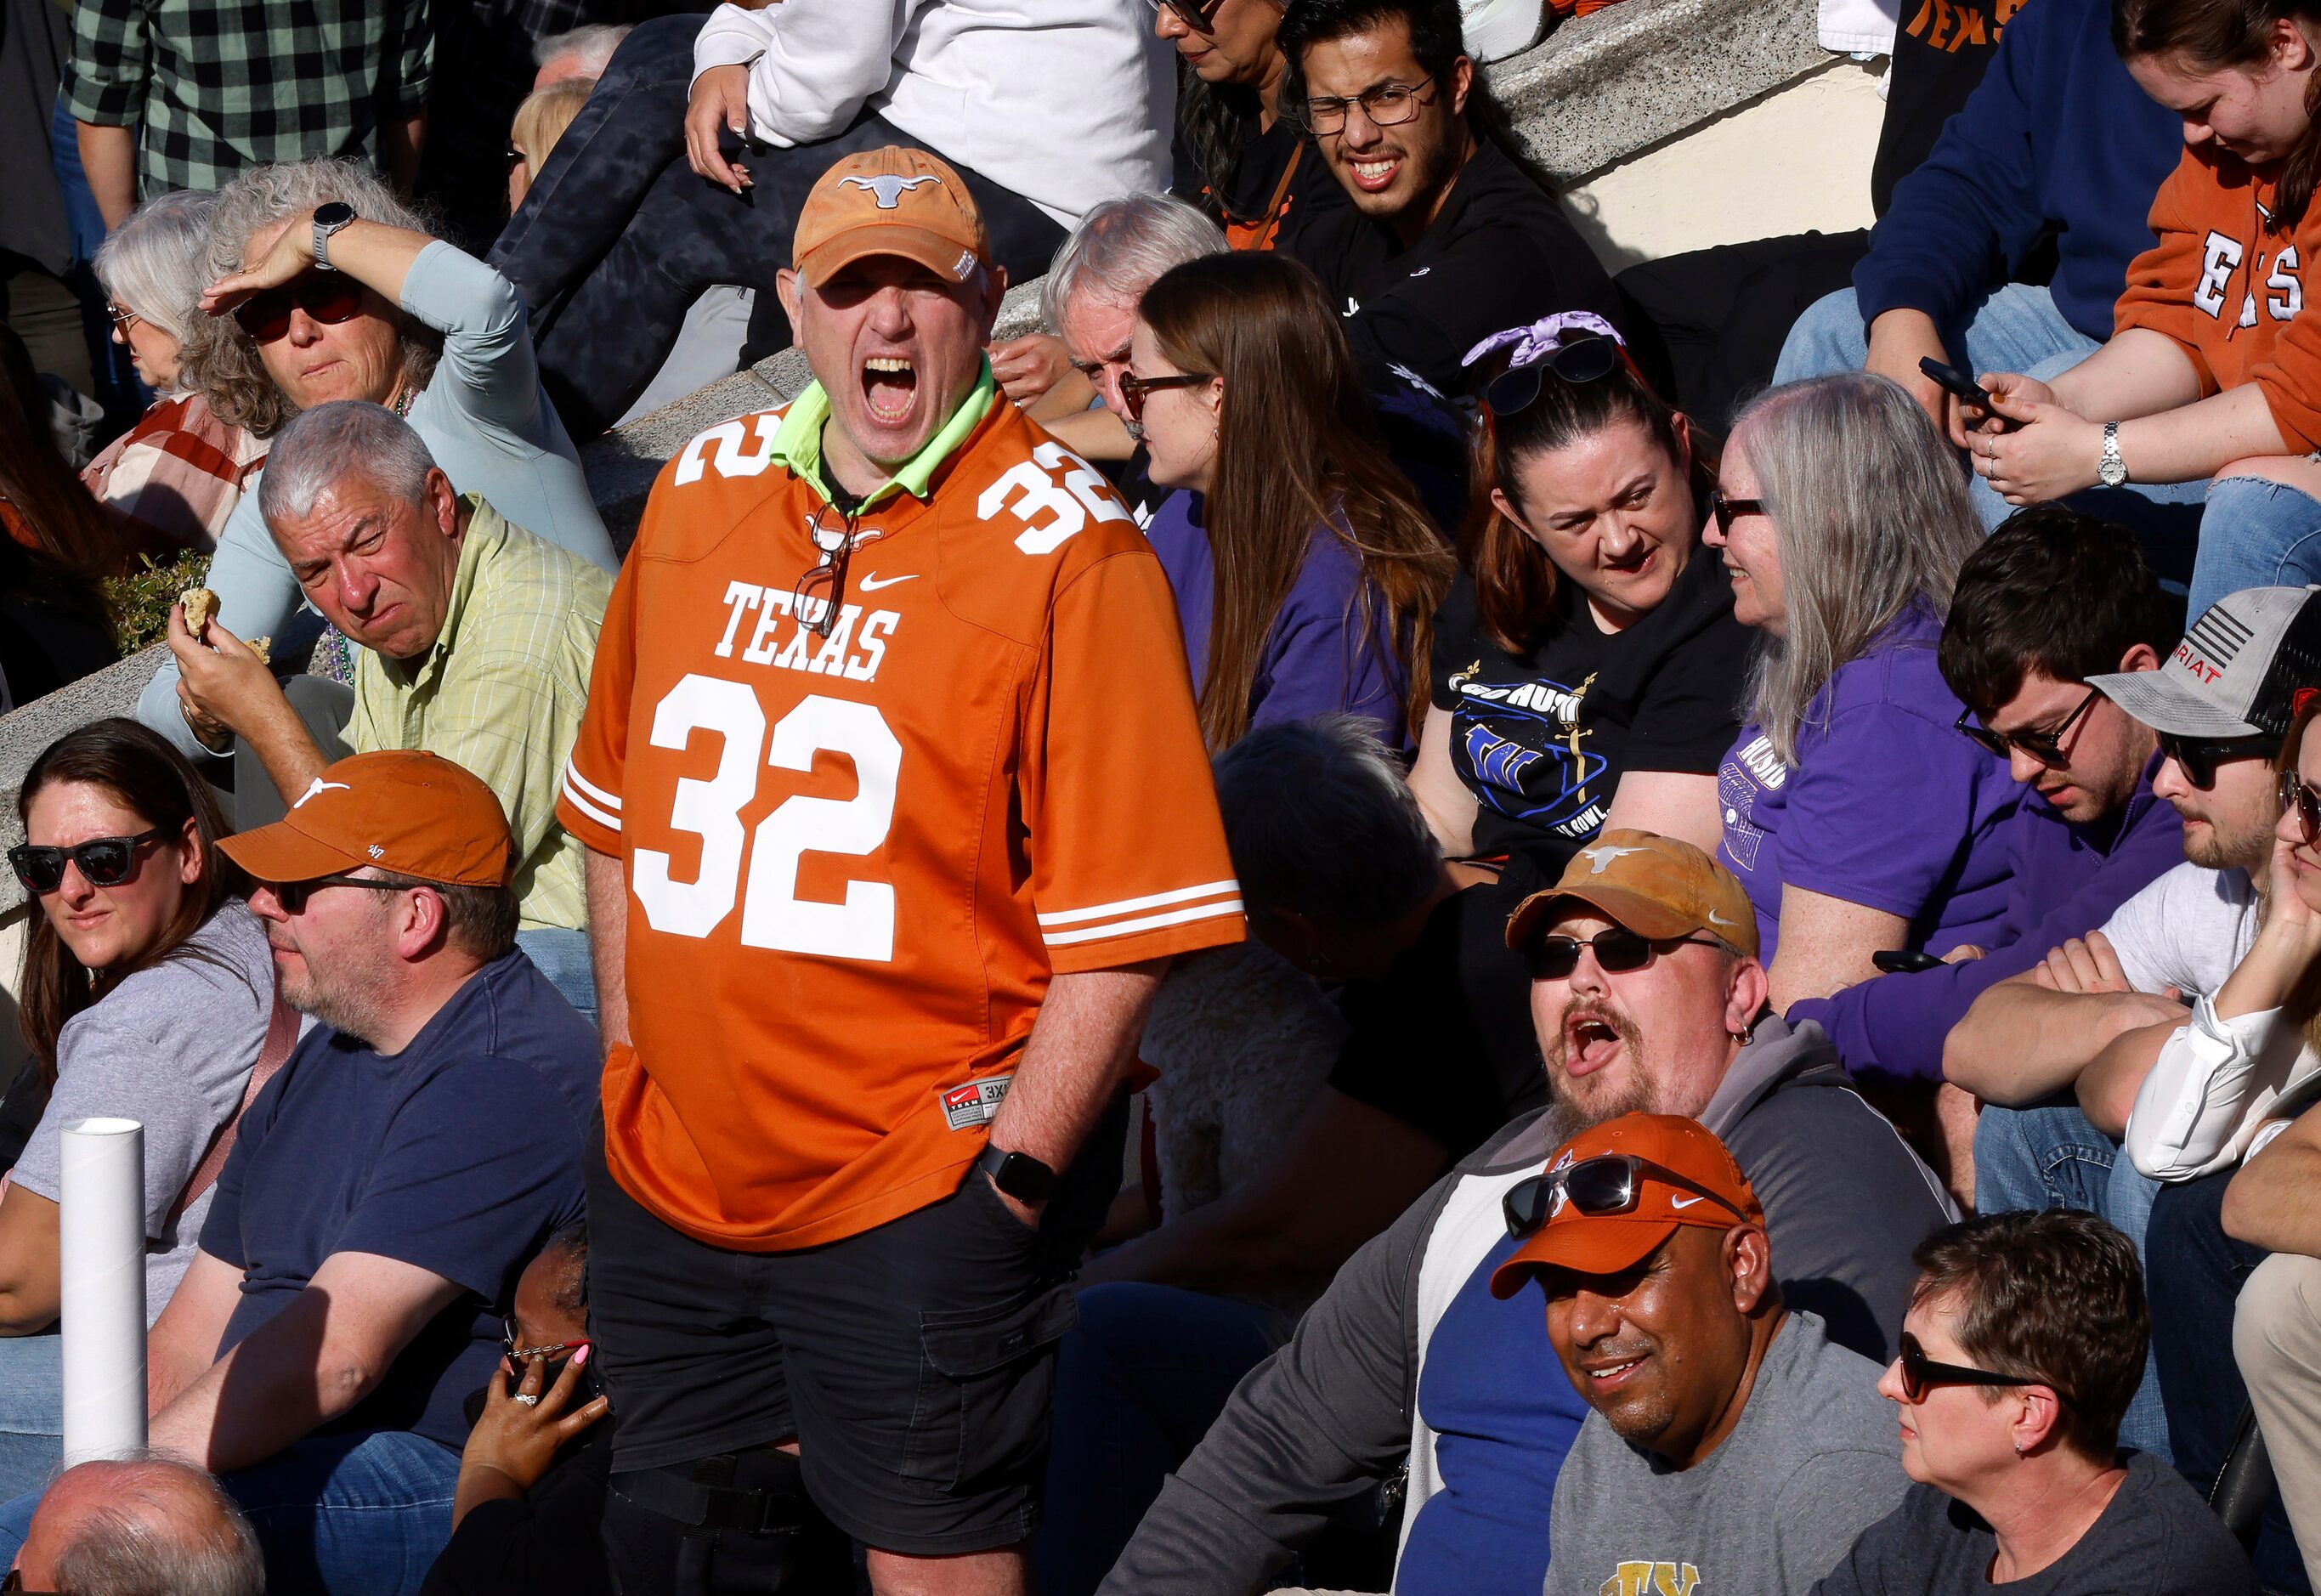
[311,201,356,271]
[2097,422,2129,489]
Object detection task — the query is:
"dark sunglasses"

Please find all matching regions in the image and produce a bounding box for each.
[272,873,415,914]
[1956,686,2102,767]
[1482,335,1623,417]
[1118,370,1209,423]
[1143,0,1223,27]
[1897,1330,2058,1405]
[1526,925,1722,982]
[8,829,167,896]
[1704,488,1768,535]
[232,273,366,342]
[1503,1152,1741,1238]
[2157,729,2274,790]
[2283,767,2321,844]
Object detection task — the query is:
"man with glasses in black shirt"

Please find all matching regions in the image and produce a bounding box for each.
[1273,0,1622,401]
[1098,832,1950,1596]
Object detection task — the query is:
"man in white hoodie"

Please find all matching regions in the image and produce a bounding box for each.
[489,1,1172,437]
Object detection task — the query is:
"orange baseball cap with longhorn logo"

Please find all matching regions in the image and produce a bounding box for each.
[793,146,991,287]
[218,750,513,888]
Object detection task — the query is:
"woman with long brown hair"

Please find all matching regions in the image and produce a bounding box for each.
[1125,249,1453,750]
[0,719,280,1496]
[1408,313,1752,869]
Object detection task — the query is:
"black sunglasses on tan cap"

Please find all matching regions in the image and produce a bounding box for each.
[1502,1152,1741,1238]
[1896,1330,2064,1406]
[8,829,167,896]
[1956,686,2103,767]
[232,273,365,343]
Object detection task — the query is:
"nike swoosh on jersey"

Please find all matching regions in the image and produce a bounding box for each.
[857,572,920,591]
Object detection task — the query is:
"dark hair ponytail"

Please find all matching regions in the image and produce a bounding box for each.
[2114,0,2321,229]
[1461,355,1711,654]
[14,719,243,1085]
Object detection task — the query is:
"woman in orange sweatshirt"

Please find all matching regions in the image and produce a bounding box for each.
[1975,0,2321,617]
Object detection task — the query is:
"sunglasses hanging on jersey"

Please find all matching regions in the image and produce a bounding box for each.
[794,503,861,639]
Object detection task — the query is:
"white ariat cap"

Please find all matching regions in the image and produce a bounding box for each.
[2090,585,2321,739]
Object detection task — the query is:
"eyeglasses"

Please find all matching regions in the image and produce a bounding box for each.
[271,874,416,914]
[1525,925,1722,982]
[1117,370,1209,424]
[8,829,167,896]
[2282,768,2321,843]
[1704,488,1768,535]
[1302,76,1437,136]
[1142,0,1224,29]
[794,503,860,640]
[2157,729,2274,790]
[1896,1330,2059,1405]
[1956,686,2102,767]
[502,1314,591,1366]
[105,301,142,332]
[1482,335,1623,416]
[1503,1152,1741,1238]
[232,273,367,342]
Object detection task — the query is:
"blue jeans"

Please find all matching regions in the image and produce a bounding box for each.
[2186,474,2321,621]
[515,926,597,1028]
[1973,1102,2171,1460]
[0,1333,61,1503]
[0,1429,459,1596]
[2146,1172,2313,1593]
[1033,1282,1287,1596]
[1776,286,2206,586]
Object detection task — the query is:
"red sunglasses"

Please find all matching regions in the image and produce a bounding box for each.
[232,274,367,342]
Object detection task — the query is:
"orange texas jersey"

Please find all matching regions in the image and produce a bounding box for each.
[556,397,1244,1252]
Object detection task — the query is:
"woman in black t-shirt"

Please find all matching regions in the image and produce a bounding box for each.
[1157,0,1320,251]
[1409,314,1753,871]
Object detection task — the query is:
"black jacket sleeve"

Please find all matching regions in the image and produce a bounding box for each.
[1095,1169,1448,1595]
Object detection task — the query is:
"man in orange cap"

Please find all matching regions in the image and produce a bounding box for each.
[115,750,599,1588]
[557,145,1239,1596]
[1493,1113,1908,1596]
[1104,831,1949,1596]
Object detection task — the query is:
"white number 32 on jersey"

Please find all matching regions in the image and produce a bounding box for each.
[978,442,1131,554]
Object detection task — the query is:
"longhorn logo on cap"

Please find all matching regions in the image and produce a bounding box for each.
[293,778,352,809]
[841,173,940,209]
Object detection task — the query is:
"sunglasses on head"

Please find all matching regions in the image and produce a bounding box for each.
[271,874,415,914]
[1117,370,1208,424]
[232,273,366,342]
[8,829,167,896]
[1896,1330,2060,1405]
[1482,335,1623,418]
[1526,925,1722,982]
[2157,728,2274,790]
[1502,1152,1740,1238]
[1956,686,2102,767]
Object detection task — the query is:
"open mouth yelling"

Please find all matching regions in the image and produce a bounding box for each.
[1348,155,1402,193]
[863,354,918,426]
[1564,1011,1623,1078]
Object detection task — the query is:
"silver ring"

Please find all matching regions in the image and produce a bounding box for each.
[513,1393,541,1407]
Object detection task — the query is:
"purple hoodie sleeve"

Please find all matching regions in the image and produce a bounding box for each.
[1248,524,1412,749]
[1788,783,2186,1080]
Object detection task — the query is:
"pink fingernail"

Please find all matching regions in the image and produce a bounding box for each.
[573,1344,591,1367]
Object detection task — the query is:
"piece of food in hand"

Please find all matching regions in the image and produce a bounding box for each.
[180,587,218,639]
[246,636,273,664]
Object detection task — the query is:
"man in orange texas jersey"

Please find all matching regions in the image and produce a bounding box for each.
[553,145,1244,1596]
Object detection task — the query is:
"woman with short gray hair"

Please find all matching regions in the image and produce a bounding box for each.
[137,157,618,763]
[1703,372,2015,1015]
[80,191,266,549]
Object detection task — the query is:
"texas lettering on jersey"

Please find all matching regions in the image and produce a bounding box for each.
[557,394,1241,1254]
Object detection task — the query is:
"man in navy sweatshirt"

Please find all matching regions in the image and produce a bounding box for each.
[1773,0,2188,532]
[1787,507,2184,1092]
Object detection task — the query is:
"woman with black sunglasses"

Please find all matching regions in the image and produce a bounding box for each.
[0,720,279,1498]
[1407,314,1754,869]
[1820,1209,2256,1595]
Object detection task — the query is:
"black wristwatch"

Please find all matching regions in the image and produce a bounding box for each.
[312,201,357,270]
[977,1143,1056,1203]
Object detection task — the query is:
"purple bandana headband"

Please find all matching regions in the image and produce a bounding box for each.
[1462,312,1626,371]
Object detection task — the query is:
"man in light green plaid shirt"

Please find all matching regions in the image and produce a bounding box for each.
[64,0,432,222]
[164,403,613,1016]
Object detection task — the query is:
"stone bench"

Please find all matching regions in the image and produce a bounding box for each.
[0,0,1834,925]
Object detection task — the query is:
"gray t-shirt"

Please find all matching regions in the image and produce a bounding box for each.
[1544,1310,1910,1596]
[1812,1450,2258,1595]
[12,900,273,1322]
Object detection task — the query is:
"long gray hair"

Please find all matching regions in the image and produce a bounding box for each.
[177,159,441,439]
[93,190,218,357]
[1729,373,1983,765]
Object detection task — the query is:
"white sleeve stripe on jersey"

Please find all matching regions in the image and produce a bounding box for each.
[1041,897,1244,948]
[561,771,622,833]
[563,760,624,812]
[1037,879,1242,928]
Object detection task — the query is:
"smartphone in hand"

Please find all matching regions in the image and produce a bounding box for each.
[1872,948,1945,975]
